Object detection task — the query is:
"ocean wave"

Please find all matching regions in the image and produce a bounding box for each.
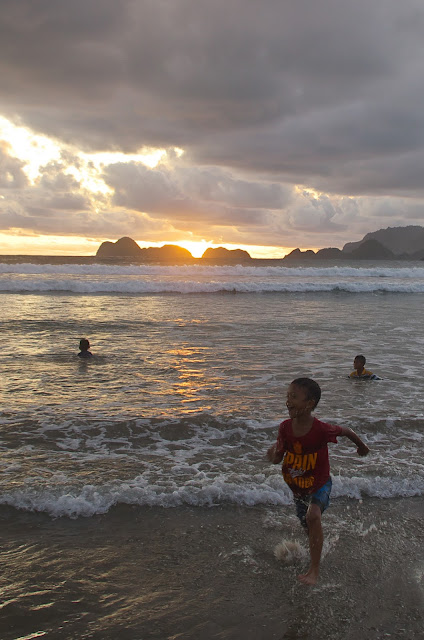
[1,262,424,278]
[1,473,422,518]
[2,262,424,294]
[1,275,424,294]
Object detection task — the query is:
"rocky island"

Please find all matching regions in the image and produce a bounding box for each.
[96,237,195,263]
[283,226,424,261]
[96,238,253,264]
[95,226,424,264]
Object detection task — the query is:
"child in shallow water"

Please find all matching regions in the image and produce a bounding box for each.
[349,354,381,379]
[78,338,93,359]
[267,377,369,586]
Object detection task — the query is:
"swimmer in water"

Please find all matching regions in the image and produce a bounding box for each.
[349,355,381,380]
[78,338,93,359]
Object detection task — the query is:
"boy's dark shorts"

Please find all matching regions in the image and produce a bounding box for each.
[294,478,332,530]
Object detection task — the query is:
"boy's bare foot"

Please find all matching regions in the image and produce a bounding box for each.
[298,568,319,586]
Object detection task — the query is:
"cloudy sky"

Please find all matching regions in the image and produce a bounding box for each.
[1,0,424,257]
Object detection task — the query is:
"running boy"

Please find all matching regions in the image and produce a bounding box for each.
[267,377,369,586]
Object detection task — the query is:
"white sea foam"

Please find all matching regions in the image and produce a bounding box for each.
[2,274,424,294]
[1,471,423,518]
[1,261,424,294]
[274,540,307,563]
[1,263,424,278]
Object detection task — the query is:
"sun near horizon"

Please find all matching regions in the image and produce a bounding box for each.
[0,116,324,260]
[0,232,314,259]
[173,240,299,259]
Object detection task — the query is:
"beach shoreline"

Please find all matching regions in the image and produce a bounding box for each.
[1,497,423,639]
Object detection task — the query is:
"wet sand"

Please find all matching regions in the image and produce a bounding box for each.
[1,498,423,640]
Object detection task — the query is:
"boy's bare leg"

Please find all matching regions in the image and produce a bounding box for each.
[298,503,323,586]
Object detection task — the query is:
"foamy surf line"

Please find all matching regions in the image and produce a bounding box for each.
[2,277,424,294]
[2,264,424,278]
[1,474,423,518]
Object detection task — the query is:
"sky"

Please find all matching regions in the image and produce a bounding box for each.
[1,0,424,258]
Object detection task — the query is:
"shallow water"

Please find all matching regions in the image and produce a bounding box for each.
[1,262,424,517]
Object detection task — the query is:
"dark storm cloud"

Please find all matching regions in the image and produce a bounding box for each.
[103,161,290,219]
[2,2,423,151]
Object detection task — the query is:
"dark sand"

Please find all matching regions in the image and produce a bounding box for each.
[1,498,423,640]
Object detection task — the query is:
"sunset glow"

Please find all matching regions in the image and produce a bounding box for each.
[175,240,212,258]
[0,116,179,188]
[0,114,346,259]
[0,116,61,182]
[0,231,297,259]
[130,240,295,259]
[0,232,100,256]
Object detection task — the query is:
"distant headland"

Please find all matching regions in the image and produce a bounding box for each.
[96,237,253,264]
[96,226,424,264]
[1,225,423,266]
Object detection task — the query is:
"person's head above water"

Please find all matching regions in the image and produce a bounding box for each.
[353,354,366,373]
[79,338,90,352]
[286,377,321,420]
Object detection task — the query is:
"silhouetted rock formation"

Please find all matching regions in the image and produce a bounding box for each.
[201,247,252,264]
[412,249,424,260]
[284,240,395,261]
[316,247,345,259]
[284,226,422,261]
[348,238,395,260]
[97,237,143,258]
[284,248,316,260]
[96,237,194,263]
[95,225,424,264]
[343,225,424,257]
[96,238,254,264]
[142,245,194,262]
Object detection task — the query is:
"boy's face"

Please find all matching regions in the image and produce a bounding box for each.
[354,357,364,372]
[286,383,314,419]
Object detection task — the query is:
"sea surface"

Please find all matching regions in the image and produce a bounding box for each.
[0,258,423,639]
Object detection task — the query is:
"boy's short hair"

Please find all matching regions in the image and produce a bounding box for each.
[355,354,366,365]
[79,338,90,350]
[291,377,321,408]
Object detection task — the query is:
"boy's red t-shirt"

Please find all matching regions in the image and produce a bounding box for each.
[276,417,342,496]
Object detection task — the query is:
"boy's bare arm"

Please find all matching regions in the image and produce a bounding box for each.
[339,426,370,456]
[267,443,284,464]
